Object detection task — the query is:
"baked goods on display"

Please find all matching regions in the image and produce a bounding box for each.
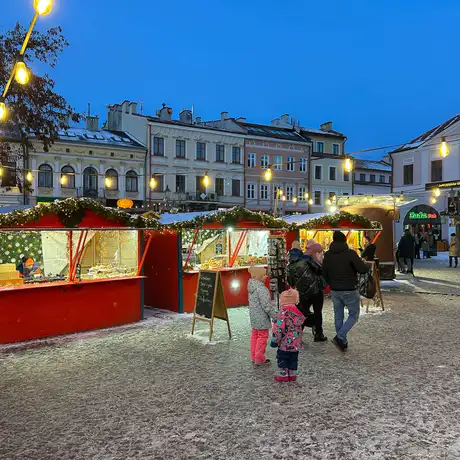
[83,264,137,279]
[0,264,24,287]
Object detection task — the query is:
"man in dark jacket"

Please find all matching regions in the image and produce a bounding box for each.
[398,229,415,273]
[287,241,327,342]
[322,231,369,351]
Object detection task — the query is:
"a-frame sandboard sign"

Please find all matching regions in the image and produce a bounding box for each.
[191,270,232,341]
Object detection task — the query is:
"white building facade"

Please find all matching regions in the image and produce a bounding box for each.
[352,159,392,196]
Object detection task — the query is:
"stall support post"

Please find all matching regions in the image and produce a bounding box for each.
[183,228,199,269]
[228,230,232,266]
[68,231,73,277]
[372,231,382,245]
[137,232,153,276]
[177,231,184,314]
[139,231,145,320]
[229,230,248,268]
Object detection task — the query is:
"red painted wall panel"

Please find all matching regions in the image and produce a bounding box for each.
[0,278,142,344]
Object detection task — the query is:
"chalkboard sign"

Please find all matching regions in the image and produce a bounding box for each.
[192,270,231,340]
[195,271,217,319]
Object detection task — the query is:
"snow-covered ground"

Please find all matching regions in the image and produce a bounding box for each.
[1,259,460,459]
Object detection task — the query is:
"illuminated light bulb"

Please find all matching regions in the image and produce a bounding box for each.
[370,196,375,204]
[34,0,53,15]
[104,177,112,188]
[281,196,286,202]
[26,171,33,182]
[304,192,309,200]
[308,198,313,205]
[434,188,441,197]
[399,193,404,201]
[227,227,234,233]
[60,175,68,185]
[364,197,368,202]
[330,206,337,212]
[344,157,353,172]
[231,279,240,290]
[203,172,210,187]
[264,168,272,181]
[0,100,6,121]
[326,199,332,206]
[344,198,349,205]
[15,61,30,85]
[431,197,437,204]
[440,137,449,158]
[149,177,157,190]
[292,197,298,204]
[0,167,3,176]
[395,197,400,203]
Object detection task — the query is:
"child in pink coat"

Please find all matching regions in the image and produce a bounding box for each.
[270,288,305,382]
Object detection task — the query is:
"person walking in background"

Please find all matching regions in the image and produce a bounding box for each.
[322,231,369,352]
[414,232,421,260]
[449,233,459,268]
[421,237,430,259]
[360,235,377,261]
[248,266,276,365]
[398,229,415,273]
[287,241,327,342]
[270,288,304,382]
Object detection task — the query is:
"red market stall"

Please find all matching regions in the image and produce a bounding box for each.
[0,198,160,344]
[143,208,292,313]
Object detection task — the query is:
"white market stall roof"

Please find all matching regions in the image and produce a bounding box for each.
[160,211,216,225]
[0,205,32,214]
[281,213,330,225]
[336,194,417,208]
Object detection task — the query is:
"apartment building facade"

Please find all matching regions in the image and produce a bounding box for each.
[352,159,392,195]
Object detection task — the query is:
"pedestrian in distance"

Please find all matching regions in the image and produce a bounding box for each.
[248,266,276,365]
[449,233,459,268]
[360,234,377,262]
[322,231,369,352]
[287,240,327,342]
[421,238,430,259]
[270,288,305,382]
[414,232,421,259]
[398,229,416,273]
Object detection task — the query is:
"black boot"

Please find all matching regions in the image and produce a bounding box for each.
[314,332,328,342]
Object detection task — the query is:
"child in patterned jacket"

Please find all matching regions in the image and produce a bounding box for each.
[270,288,305,382]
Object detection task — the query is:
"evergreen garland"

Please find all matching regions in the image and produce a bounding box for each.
[291,211,381,231]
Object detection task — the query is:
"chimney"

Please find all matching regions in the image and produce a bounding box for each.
[221,111,229,121]
[86,115,99,131]
[179,109,193,124]
[320,121,333,131]
[236,117,246,123]
[195,116,202,123]
[129,102,138,114]
[122,101,130,114]
[271,114,291,127]
[157,103,172,121]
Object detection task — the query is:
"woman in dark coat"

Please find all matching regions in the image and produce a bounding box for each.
[398,230,415,273]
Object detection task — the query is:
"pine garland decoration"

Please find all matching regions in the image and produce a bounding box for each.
[291,211,381,231]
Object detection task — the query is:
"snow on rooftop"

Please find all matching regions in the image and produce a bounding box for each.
[159,211,216,224]
[281,213,330,224]
[354,160,391,172]
[56,128,145,149]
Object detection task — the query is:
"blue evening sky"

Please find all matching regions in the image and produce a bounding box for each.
[2,0,460,158]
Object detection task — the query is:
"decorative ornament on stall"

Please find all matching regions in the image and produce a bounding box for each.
[117,198,134,209]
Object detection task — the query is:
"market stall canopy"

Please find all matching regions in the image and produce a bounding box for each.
[166,207,289,230]
[337,194,417,208]
[160,211,216,225]
[282,213,330,225]
[0,198,162,230]
[0,205,32,214]
[285,211,382,231]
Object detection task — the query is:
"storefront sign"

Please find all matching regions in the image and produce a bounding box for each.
[409,211,438,220]
[426,180,460,190]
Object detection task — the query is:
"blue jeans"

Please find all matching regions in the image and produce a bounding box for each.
[331,290,361,344]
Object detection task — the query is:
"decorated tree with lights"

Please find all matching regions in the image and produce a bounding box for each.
[0,5,80,189]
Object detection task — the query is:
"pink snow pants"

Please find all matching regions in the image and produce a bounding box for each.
[250,328,269,364]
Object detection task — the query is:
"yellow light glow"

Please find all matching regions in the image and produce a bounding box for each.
[364,197,368,202]
[344,198,349,205]
[264,168,272,181]
[231,279,240,290]
[26,171,33,182]
[440,137,449,157]
[104,177,112,188]
[308,198,314,205]
[431,197,437,204]
[395,197,400,203]
[281,196,286,202]
[15,62,30,85]
[304,192,309,199]
[330,205,337,212]
[60,175,68,185]
[292,197,298,204]
[344,157,353,173]
[203,173,210,187]
[0,101,6,121]
[370,196,375,204]
[149,177,157,190]
[34,0,53,15]
[434,187,441,197]
[326,199,332,206]
[0,167,3,177]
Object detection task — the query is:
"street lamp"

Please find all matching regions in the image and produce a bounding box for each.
[149,177,157,190]
[26,171,33,182]
[34,0,53,16]
[440,137,449,158]
[164,185,171,201]
[60,175,68,186]
[203,172,210,188]
[14,59,30,85]
[104,176,112,188]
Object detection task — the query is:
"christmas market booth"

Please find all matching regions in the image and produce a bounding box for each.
[0,198,161,344]
[143,208,293,314]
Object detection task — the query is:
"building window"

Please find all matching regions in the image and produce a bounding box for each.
[153,137,164,156]
[314,165,322,180]
[260,184,269,200]
[105,169,118,190]
[61,165,75,189]
[232,179,241,197]
[246,183,255,199]
[273,155,283,170]
[316,142,324,153]
[370,174,376,183]
[1,161,16,187]
[232,146,241,164]
[247,153,256,168]
[261,154,269,169]
[215,177,224,196]
[38,164,53,188]
[287,157,295,172]
[329,167,336,181]
[328,191,336,202]
[332,144,340,155]
[403,164,413,185]
[216,145,225,162]
[298,186,306,200]
[153,174,164,192]
[196,142,206,161]
[274,185,283,198]
[176,139,186,158]
[176,175,186,193]
[431,160,442,182]
[299,158,306,172]
[379,175,385,183]
[344,170,350,182]
[360,173,366,182]
[196,176,206,195]
[83,167,98,191]
[286,186,294,201]
[314,191,321,205]
[125,170,138,192]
